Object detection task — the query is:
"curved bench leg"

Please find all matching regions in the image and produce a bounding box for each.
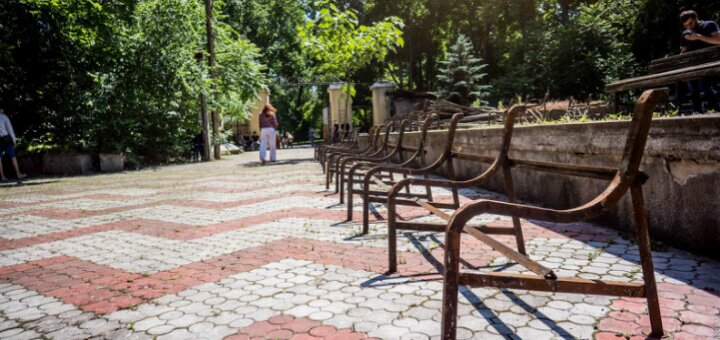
[502,165,526,255]
[631,185,664,338]
[346,172,354,221]
[441,217,464,340]
[387,197,398,273]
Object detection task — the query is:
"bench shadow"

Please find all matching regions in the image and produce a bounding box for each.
[0,179,61,188]
[378,185,720,299]
[240,157,316,168]
[359,234,574,338]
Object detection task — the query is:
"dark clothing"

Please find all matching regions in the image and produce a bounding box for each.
[688,79,720,113]
[680,20,720,113]
[259,113,279,129]
[191,133,204,160]
[681,20,720,52]
[0,138,16,158]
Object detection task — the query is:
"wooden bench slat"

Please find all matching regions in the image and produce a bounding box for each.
[649,45,720,74]
[606,60,720,93]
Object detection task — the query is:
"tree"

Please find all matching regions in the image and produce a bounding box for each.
[297,0,404,124]
[0,0,266,162]
[223,0,318,140]
[436,34,490,106]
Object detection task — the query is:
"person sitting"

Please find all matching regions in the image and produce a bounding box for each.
[342,123,351,141]
[680,10,720,113]
[285,132,294,149]
[242,134,252,151]
[332,123,340,143]
[251,131,259,151]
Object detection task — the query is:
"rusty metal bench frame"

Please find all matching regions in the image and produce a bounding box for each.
[350,113,462,235]
[316,125,379,167]
[382,106,527,274]
[324,124,390,189]
[431,89,666,339]
[335,120,420,203]
[343,117,435,216]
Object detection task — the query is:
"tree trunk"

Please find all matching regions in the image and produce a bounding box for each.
[205,0,221,160]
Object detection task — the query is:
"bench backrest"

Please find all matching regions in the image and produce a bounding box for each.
[649,45,720,74]
[449,105,525,166]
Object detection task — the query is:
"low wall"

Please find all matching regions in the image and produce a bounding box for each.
[359,115,720,258]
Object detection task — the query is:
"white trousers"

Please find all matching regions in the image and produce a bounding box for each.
[259,127,277,161]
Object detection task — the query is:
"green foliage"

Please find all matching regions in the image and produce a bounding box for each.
[436,34,490,106]
[0,0,266,161]
[222,0,319,139]
[298,1,404,79]
[298,0,403,103]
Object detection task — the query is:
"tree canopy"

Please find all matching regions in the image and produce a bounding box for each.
[2,0,719,162]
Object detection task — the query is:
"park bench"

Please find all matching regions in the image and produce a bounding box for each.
[316,126,375,165]
[319,125,383,172]
[384,89,666,339]
[341,117,434,210]
[334,120,422,203]
[325,123,393,190]
[606,45,720,112]
[350,105,525,238]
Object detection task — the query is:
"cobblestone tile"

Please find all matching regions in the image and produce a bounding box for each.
[0,148,718,339]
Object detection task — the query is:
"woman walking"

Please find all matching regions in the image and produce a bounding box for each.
[259,104,279,164]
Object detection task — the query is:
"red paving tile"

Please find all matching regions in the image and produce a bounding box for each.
[2,155,718,340]
[226,315,371,340]
[0,235,475,314]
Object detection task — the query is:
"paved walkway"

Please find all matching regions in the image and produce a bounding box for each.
[0,147,718,339]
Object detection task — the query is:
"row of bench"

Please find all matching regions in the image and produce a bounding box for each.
[314,89,668,339]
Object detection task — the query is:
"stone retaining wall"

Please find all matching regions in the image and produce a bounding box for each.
[359,115,720,258]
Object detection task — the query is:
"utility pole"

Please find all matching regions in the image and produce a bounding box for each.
[195,52,211,162]
[205,0,221,160]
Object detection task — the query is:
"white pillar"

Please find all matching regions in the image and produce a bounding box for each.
[370,82,394,126]
[328,83,352,127]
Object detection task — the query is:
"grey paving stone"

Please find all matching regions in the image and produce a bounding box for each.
[157,329,194,340]
[6,330,41,340]
[46,326,88,340]
[133,317,165,332]
[167,314,204,328]
[353,321,379,333]
[0,328,23,339]
[371,324,410,339]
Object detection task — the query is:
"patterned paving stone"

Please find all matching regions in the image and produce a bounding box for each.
[0,148,718,339]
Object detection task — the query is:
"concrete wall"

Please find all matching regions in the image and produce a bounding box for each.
[359,115,720,258]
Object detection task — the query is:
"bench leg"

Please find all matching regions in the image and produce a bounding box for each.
[441,215,465,340]
[362,182,370,235]
[424,174,433,202]
[447,159,460,207]
[387,197,398,273]
[325,160,332,189]
[631,185,664,338]
[334,161,340,193]
[502,165,527,255]
[339,165,345,203]
[347,173,354,221]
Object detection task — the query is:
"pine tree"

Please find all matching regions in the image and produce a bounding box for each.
[436,34,490,106]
